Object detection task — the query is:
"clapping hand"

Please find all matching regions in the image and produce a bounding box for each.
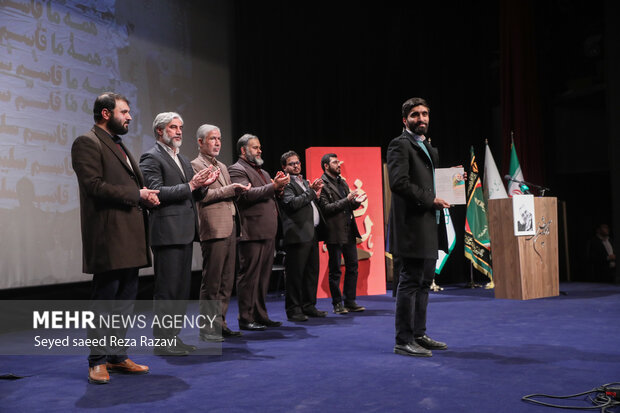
[139,187,160,207]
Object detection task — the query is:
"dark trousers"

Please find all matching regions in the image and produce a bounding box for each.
[283,235,319,316]
[237,238,275,323]
[394,257,436,345]
[199,226,236,332]
[87,267,138,367]
[152,243,193,339]
[326,241,358,306]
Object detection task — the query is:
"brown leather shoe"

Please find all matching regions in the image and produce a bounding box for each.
[88,364,110,384]
[106,358,149,375]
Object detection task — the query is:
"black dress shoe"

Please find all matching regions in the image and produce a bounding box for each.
[199,331,225,342]
[175,336,197,352]
[222,326,242,337]
[257,319,282,327]
[415,335,448,350]
[239,321,266,331]
[153,344,189,356]
[394,342,432,357]
[333,303,348,314]
[344,301,366,312]
[303,308,328,317]
[287,313,308,322]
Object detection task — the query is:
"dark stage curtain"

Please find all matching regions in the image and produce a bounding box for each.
[230,1,500,285]
[499,0,546,187]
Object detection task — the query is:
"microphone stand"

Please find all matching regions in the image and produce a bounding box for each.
[505,176,550,197]
[465,263,481,289]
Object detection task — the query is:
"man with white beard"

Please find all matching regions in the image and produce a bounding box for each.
[140,112,219,356]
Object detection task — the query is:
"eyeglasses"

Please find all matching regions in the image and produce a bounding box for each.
[287,161,301,166]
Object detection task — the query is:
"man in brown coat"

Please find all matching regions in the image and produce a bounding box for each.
[229,134,289,330]
[191,124,249,341]
[71,92,159,384]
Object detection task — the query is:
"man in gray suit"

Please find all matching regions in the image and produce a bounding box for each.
[229,134,289,330]
[387,97,449,357]
[72,92,158,384]
[278,150,327,321]
[140,112,218,356]
[191,124,249,341]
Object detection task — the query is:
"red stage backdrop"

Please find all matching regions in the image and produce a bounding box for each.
[305,147,386,298]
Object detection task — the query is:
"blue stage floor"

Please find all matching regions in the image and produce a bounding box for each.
[1,282,619,412]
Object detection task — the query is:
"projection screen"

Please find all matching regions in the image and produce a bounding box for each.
[0,0,232,289]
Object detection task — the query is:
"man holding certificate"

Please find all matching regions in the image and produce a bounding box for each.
[387,97,449,358]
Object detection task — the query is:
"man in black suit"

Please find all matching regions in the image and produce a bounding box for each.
[387,97,449,357]
[140,112,218,356]
[278,150,327,321]
[318,153,366,314]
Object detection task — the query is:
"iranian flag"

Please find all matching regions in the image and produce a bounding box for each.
[508,138,524,197]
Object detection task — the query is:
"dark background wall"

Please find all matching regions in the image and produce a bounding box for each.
[229,0,617,284]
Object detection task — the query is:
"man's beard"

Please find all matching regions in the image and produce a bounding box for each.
[246,152,264,166]
[163,130,182,149]
[108,116,129,135]
[407,120,428,136]
[328,164,340,176]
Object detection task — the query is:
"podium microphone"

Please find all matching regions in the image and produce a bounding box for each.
[503,175,550,196]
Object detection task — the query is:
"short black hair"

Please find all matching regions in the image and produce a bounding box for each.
[280,150,299,167]
[320,153,337,171]
[401,97,429,118]
[93,92,129,123]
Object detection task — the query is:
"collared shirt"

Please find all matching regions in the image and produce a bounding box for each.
[293,174,320,227]
[157,141,186,179]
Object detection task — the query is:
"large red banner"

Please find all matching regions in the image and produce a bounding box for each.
[305,147,386,298]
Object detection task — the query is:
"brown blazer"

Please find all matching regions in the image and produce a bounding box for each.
[191,153,239,241]
[228,157,278,241]
[71,125,151,274]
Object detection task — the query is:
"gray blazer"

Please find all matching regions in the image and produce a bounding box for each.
[139,144,204,247]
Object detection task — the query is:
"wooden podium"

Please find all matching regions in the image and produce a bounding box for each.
[487,197,559,300]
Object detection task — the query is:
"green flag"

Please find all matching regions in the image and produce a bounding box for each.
[508,137,524,196]
[464,146,492,282]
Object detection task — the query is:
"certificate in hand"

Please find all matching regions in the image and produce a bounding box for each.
[435,167,466,205]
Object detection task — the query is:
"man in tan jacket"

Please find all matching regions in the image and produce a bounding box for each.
[192,125,249,341]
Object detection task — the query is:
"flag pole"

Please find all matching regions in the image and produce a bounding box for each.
[465,262,481,289]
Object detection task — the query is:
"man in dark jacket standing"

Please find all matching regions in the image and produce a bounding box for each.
[387,97,449,357]
[278,150,327,321]
[318,153,366,314]
[229,134,290,331]
[72,92,158,384]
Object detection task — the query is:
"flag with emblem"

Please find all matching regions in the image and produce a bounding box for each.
[436,208,455,275]
[508,136,524,197]
[464,146,493,283]
[483,140,508,200]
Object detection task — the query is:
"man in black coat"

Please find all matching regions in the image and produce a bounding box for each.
[278,150,327,321]
[318,153,366,314]
[387,97,449,357]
